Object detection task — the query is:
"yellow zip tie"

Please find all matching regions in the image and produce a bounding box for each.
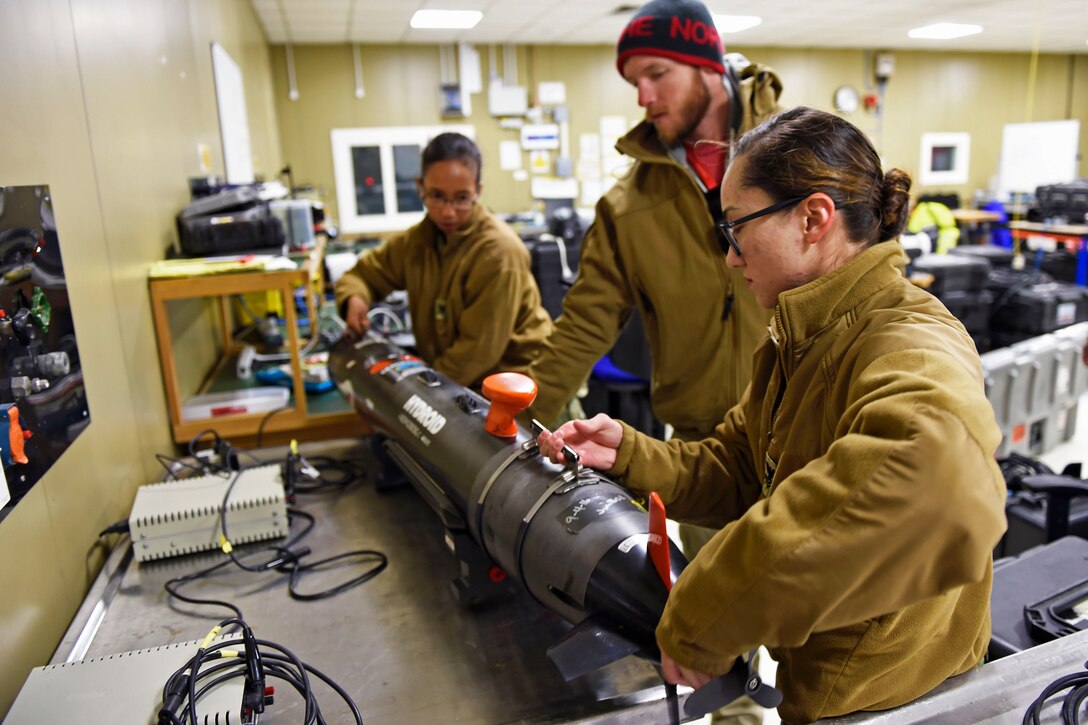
[200,625,222,650]
[219,534,233,554]
[290,439,298,455]
[220,650,241,658]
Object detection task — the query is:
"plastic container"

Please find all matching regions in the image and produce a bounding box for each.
[941,289,993,335]
[911,254,991,296]
[181,387,290,421]
[950,245,1015,268]
[270,200,316,250]
[993,282,1088,335]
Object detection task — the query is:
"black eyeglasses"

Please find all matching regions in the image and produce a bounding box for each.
[420,190,477,211]
[716,196,808,257]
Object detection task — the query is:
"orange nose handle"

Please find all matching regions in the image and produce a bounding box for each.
[482,372,538,438]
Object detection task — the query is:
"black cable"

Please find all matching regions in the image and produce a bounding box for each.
[255,404,294,448]
[286,655,365,725]
[164,558,245,622]
[288,454,366,493]
[664,682,679,725]
[98,519,130,537]
[163,512,316,621]
[187,429,224,464]
[215,444,385,601]
[284,507,317,546]
[286,549,388,601]
[1022,660,1088,725]
[158,620,364,725]
[163,480,381,618]
[1062,682,1088,724]
[160,431,387,625]
[155,452,207,481]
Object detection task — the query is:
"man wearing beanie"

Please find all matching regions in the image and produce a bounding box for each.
[528,1,781,720]
[530,0,781,438]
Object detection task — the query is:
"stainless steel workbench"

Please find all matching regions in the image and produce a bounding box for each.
[52,439,677,724]
[822,629,1088,724]
[50,437,1088,724]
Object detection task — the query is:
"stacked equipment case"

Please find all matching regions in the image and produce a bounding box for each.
[176,187,286,257]
[910,253,993,349]
[981,322,1088,457]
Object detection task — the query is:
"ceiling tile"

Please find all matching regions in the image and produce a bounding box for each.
[254,0,1088,52]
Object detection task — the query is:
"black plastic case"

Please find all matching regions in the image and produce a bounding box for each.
[992,281,1088,334]
[941,289,994,335]
[911,254,991,296]
[950,245,1015,268]
[178,205,286,257]
[990,536,1088,660]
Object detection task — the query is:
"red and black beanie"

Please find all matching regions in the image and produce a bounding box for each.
[616,0,725,76]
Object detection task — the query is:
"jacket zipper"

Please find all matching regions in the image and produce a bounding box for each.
[768,308,789,431]
[764,309,788,492]
[637,144,740,407]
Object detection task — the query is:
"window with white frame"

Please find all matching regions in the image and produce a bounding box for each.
[331,125,475,234]
[918,132,970,187]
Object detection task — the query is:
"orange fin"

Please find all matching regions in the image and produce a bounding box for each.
[648,491,670,591]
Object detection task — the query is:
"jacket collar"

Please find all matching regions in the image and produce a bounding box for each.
[614,62,784,167]
[616,121,718,195]
[772,241,907,350]
[616,120,671,165]
[422,201,488,252]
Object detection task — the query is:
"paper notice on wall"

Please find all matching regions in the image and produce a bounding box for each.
[499,140,522,171]
[197,143,213,174]
[599,116,629,141]
[581,179,603,207]
[579,133,601,170]
[459,43,482,94]
[531,176,579,200]
[599,116,632,180]
[529,150,551,174]
[537,81,567,106]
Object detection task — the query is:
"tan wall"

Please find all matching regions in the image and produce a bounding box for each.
[0,0,279,714]
[274,43,1085,226]
[272,44,642,225]
[752,47,1087,201]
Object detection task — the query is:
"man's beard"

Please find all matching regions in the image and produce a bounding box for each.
[654,69,712,145]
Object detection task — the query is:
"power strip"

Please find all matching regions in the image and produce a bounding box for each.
[6,637,241,724]
[129,465,288,562]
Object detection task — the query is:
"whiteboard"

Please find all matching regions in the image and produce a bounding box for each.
[210,43,254,184]
[997,120,1079,198]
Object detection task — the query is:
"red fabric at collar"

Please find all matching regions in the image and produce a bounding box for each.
[684,141,726,190]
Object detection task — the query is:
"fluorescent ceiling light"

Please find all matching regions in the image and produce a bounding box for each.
[713,15,762,33]
[410,10,483,30]
[908,22,983,40]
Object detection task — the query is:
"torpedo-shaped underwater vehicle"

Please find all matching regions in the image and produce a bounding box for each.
[328,331,781,720]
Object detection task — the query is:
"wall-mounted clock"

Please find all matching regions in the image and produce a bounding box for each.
[833,85,860,115]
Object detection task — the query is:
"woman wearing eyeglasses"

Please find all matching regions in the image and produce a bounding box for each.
[335,132,552,388]
[537,107,1006,722]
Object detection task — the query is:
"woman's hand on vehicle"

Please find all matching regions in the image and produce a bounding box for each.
[344,295,370,334]
[536,413,623,470]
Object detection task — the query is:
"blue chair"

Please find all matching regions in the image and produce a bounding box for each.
[586,312,663,438]
[984,200,1012,249]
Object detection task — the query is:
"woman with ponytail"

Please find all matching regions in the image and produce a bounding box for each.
[538,107,1006,722]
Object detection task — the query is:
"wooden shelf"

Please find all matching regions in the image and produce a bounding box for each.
[149,263,368,446]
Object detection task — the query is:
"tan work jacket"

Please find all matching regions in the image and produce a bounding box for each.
[611,242,1007,722]
[335,204,552,388]
[528,64,782,438]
